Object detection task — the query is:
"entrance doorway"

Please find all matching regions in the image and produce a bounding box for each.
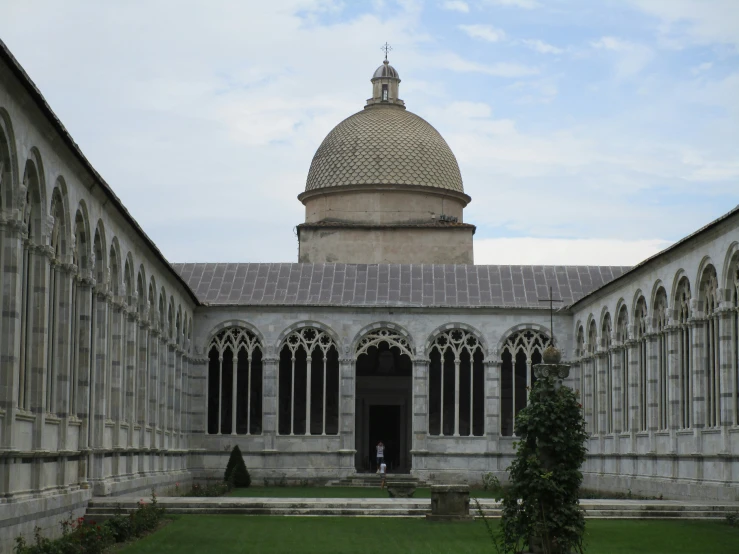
[369,405,400,471]
[354,329,413,473]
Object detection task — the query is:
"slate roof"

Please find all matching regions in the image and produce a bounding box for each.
[305,105,465,193]
[172,263,630,308]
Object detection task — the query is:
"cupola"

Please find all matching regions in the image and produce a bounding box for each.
[367,59,405,108]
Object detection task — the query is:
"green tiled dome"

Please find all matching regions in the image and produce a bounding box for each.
[305,105,464,193]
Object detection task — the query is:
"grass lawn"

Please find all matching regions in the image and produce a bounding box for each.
[119,515,739,554]
[227,486,500,498]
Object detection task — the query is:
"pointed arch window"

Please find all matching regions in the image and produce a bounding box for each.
[207,326,263,435]
[428,328,484,437]
[616,307,629,432]
[500,329,550,436]
[278,327,338,436]
[634,297,648,432]
[675,277,692,429]
[700,266,720,428]
[654,288,669,431]
[733,262,739,426]
[601,314,613,433]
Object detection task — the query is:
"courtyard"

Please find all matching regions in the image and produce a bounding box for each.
[117,516,739,554]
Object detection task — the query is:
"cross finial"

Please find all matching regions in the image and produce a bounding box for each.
[381,42,392,61]
[538,285,563,346]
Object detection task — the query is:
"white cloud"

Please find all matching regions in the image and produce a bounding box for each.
[591,36,654,78]
[474,238,671,265]
[629,0,739,48]
[521,39,563,54]
[437,52,538,77]
[441,0,469,13]
[486,0,540,9]
[690,61,713,75]
[458,24,506,42]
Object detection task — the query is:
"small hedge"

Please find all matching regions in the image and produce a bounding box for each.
[224,445,251,488]
[14,491,165,554]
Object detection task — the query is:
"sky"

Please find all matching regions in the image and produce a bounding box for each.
[1,0,737,266]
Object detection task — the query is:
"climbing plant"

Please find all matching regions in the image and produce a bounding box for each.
[498,375,588,554]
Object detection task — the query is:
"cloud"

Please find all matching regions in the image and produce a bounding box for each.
[521,39,563,54]
[486,0,540,9]
[441,0,469,13]
[690,61,713,75]
[591,36,654,78]
[437,52,538,77]
[458,24,506,42]
[474,238,671,265]
[628,0,739,48]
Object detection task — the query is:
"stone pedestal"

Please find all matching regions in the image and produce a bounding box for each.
[386,481,416,498]
[426,484,472,521]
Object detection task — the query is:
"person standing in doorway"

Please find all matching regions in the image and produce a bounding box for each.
[376,440,385,473]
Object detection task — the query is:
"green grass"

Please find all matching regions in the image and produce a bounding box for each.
[119,515,739,554]
[226,486,501,498]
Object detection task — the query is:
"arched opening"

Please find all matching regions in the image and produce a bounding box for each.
[654,287,668,430]
[634,297,648,431]
[277,327,339,437]
[500,328,549,436]
[428,328,484,437]
[616,305,629,432]
[675,276,691,429]
[354,328,412,473]
[699,265,720,428]
[207,326,264,435]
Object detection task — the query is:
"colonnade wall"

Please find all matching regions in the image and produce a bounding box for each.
[189,308,572,485]
[571,212,739,501]
[0,58,199,550]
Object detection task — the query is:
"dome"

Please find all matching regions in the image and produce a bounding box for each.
[372,60,400,80]
[305,105,464,193]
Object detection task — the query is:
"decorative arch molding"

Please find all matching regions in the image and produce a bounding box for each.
[73,201,92,274]
[424,322,487,359]
[670,269,690,306]
[350,321,413,358]
[631,289,646,320]
[204,319,265,354]
[598,305,611,333]
[275,320,340,353]
[495,322,551,354]
[694,255,716,294]
[0,107,19,210]
[650,279,667,313]
[721,241,739,291]
[49,177,71,261]
[25,146,47,216]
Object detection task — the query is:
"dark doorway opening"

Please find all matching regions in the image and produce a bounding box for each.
[369,405,401,471]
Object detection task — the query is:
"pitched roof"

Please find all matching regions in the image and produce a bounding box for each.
[173,263,629,308]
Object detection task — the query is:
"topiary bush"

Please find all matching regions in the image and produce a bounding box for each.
[224,445,251,488]
[498,375,588,554]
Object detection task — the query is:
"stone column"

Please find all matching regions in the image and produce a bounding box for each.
[90,283,109,493]
[596,353,608,436]
[0,214,24,496]
[174,346,182,447]
[411,356,428,468]
[646,332,659,451]
[339,355,356,471]
[665,325,680,456]
[136,307,149,455]
[611,346,623,435]
[74,275,94,488]
[718,292,734,450]
[109,300,123,443]
[148,321,159,452]
[261,350,279,451]
[689,314,704,453]
[484,357,500,452]
[626,337,639,453]
[125,307,137,447]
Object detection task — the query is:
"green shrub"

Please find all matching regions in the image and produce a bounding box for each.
[498,375,588,554]
[224,445,251,488]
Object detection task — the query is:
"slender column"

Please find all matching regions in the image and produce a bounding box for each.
[168,342,175,438]
[306,354,312,435]
[137,308,149,431]
[646,333,659,449]
[262,352,279,450]
[290,355,296,435]
[217,354,223,434]
[485,359,499,450]
[440,358,445,435]
[411,357,428,456]
[339,356,356,453]
[322,356,327,435]
[247,354,253,435]
[175,347,182,444]
[596,353,607,435]
[148,322,159,447]
[0,218,24,454]
[469,357,474,436]
[89,283,109,492]
[689,316,704,451]
[666,325,680,453]
[627,338,639,451]
[231,349,238,435]
[454,359,460,436]
[125,309,137,445]
[718,293,734,447]
[611,346,623,434]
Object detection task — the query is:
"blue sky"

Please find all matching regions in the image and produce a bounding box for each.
[1,0,737,264]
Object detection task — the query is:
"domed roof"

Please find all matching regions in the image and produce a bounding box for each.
[373,60,400,80]
[305,105,464,193]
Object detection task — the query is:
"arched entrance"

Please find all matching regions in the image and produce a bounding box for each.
[354,328,413,473]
